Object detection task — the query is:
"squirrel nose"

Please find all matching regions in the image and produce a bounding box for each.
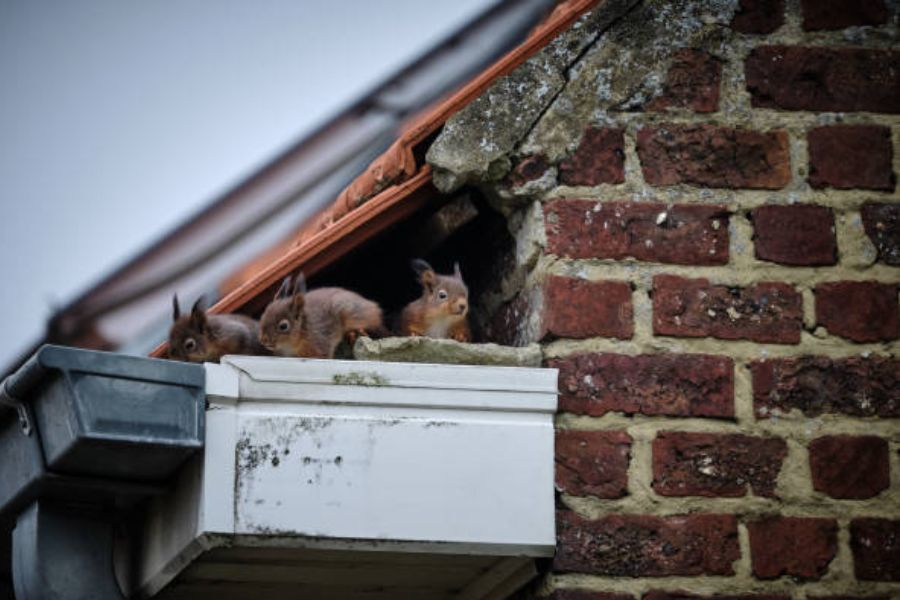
[456,300,468,314]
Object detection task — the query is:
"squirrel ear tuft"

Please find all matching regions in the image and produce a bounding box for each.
[453,262,462,279]
[190,297,207,329]
[290,273,307,317]
[276,276,292,300]
[172,294,181,321]
[411,259,432,275]
[411,259,437,290]
[293,272,307,296]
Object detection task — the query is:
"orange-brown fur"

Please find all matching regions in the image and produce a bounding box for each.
[399,259,471,342]
[259,274,384,358]
[168,295,267,363]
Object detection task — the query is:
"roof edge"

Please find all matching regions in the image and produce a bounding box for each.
[150,0,601,358]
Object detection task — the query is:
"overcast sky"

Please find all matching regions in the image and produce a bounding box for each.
[0,0,495,370]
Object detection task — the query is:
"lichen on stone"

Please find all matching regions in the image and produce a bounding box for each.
[426,0,739,194]
[331,371,389,386]
[353,336,543,367]
[426,0,640,194]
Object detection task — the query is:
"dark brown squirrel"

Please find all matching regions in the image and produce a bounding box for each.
[259,273,385,358]
[168,295,268,363]
[399,259,471,342]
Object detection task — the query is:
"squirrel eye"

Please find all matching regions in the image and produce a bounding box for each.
[183,338,196,352]
[277,319,291,332]
[437,290,449,301]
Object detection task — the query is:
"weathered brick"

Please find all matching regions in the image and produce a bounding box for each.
[507,154,551,189]
[862,202,900,266]
[801,0,888,30]
[646,49,722,113]
[542,276,633,340]
[555,512,740,577]
[809,435,890,500]
[748,517,837,580]
[751,205,836,266]
[559,128,625,186]
[752,356,900,418]
[815,281,899,343]
[652,275,803,344]
[808,126,895,191]
[556,430,631,498]
[549,353,734,418]
[730,0,785,33]
[645,593,789,600]
[637,126,790,189]
[851,519,900,581]
[486,290,535,347]
[545,200,729,265]
[746,46,900,113]
[652,432,786,498]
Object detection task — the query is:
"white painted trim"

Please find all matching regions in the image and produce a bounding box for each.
[137,356,558,599]
[222,355,559,412]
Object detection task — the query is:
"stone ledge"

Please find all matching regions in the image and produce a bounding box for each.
[353,336,543,367]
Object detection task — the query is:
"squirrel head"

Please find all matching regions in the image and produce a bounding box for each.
[168,295,217,362]
[259,274,307,355]
[412,259,469,318]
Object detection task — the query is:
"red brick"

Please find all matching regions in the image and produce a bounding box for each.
[555,512,739,577]
[645,593,788,600]
[751,205,836,266]
[746,46,900,113]
[748,517,837,580]
[545,200,729,265]
[647,49,722,113]
[851,519,900,581]
[801,0,888,30]
[506,154,551,189]
[815,281,899,343]
[862,203,900,266]
[549,353,734,418]
[652,432,786,498]
[752,356,900,418]
[730,0,785,33]
[808,126,895,191]
[637,126,790,189]
[809,435,890,499]
[652,275,803,344]
[542,276,633,340]
[556,430,631,498]
[559,128,625,186]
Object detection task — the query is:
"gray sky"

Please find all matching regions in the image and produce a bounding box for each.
[0,0,494,369]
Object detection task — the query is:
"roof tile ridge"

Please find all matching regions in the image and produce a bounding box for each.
[325,0,600,226]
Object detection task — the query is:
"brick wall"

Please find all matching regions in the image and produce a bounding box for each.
[431,0,900,598]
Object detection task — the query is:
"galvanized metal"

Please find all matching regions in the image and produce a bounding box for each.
[0,345,205,517]
[0,345,206,600]
[13,501,125,600]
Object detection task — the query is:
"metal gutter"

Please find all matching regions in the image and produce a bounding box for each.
[0,346,205,599]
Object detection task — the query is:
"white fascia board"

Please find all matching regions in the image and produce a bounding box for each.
[136,356,558,598]
[222,355,559,412]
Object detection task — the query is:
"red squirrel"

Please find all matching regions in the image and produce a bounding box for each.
[168,295,267,363]
[399,259,471,342]
[259,273,384,358]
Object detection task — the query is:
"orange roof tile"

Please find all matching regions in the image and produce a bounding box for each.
[151,0,600,358]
